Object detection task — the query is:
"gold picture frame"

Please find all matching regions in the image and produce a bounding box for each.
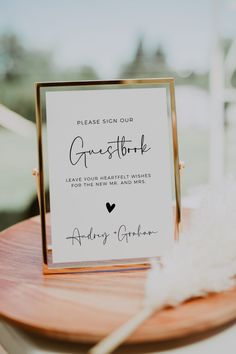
[34,78,181,274]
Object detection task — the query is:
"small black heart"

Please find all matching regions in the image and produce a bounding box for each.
[106,202,115,213]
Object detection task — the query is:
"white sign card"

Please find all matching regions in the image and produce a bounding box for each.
[36,80,180,271]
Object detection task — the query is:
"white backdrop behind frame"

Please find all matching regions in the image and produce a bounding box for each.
[35,78,181,274]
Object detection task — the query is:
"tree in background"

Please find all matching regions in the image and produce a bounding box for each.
[0,33,99,121]
[120,36,208,89]
[0,33,25,81]
[120,37,171,78]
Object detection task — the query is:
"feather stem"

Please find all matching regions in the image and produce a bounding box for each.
[88,305,154,354]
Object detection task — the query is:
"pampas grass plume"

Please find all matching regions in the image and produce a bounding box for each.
[145,181,236,310]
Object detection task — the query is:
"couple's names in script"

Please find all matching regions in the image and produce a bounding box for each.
[69,134,151,168]
[66,224,158,246]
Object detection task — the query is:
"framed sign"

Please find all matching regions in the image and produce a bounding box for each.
[35,78,181,274]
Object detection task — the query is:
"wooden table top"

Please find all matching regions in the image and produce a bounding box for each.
[0,211,236,344]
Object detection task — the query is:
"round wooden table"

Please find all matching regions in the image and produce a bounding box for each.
[0,211,236,347]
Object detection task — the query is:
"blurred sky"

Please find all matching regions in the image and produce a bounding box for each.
[0,0,236,76]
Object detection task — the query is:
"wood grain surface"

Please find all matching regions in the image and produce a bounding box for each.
[0,210,236,344]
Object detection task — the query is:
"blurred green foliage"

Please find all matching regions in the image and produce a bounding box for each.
[119,37,209,89]
[0,33,99,122]
[0,33,210,125]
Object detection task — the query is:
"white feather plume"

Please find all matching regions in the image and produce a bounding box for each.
[90,182,236,354]
[145,181,236,311]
